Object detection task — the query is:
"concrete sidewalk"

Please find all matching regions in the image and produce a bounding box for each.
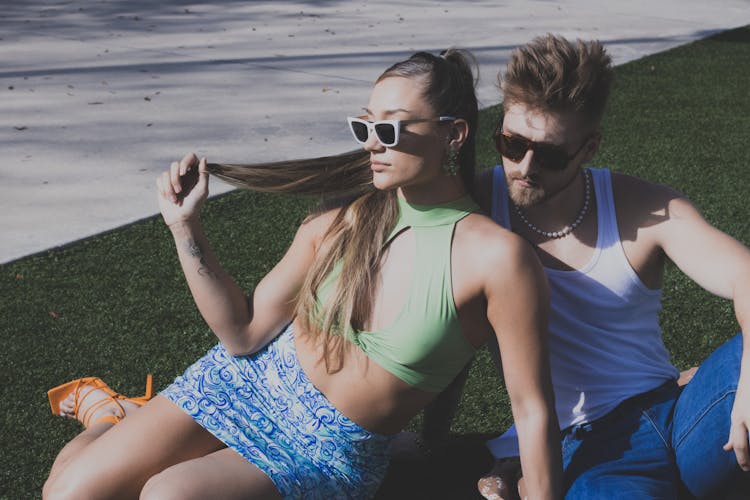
[2,0,749,264]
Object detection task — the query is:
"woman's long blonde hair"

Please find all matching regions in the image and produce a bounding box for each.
[207,49,479,371]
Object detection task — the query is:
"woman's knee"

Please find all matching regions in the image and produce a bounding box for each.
[43,469,97,500]
[140,469,192,500]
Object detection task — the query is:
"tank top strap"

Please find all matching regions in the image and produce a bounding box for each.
[589,167,621,249]
[490,165,512,230]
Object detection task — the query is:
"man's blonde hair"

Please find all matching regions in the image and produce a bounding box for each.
[500,34,614,127]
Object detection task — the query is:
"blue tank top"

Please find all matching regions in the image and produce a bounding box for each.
[487,166,678,458]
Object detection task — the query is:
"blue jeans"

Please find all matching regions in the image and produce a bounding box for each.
[562,334,743,499]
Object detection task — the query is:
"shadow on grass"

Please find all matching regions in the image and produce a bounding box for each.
[376,434,494,500]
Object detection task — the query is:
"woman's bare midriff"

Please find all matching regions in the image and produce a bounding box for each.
[292,317,436,436]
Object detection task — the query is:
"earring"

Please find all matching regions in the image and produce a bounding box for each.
[442,147,459,176]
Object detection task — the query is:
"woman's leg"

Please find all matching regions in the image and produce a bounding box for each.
[46,423,114,486]
[44,395,225,499]
[46,381,152,480]
[140,448,281,500]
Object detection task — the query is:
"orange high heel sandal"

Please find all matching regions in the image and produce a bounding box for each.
[47,374,153,428]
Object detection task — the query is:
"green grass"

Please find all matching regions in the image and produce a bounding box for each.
[2,26,750,498]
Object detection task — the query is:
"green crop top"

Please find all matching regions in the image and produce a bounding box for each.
[315,194,480,392]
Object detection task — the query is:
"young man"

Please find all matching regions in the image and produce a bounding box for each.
[471,34,750,499]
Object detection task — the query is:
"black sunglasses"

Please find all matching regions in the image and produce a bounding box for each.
[494,128,589,171]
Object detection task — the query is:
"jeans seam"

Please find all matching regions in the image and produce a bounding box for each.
[640,408,671,450]
[673,389,736,450]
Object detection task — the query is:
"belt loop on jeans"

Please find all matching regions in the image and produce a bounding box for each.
[572,422,593,439]
[567,380,679,440]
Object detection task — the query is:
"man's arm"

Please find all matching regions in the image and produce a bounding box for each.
[649,182,750,470]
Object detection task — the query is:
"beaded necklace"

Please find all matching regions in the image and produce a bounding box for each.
[513,168,591,239]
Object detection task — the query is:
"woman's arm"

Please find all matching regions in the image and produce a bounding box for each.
[483,233,562,500]
[157,153,323,355]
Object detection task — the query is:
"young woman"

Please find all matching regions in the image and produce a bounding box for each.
[44,49,562,500]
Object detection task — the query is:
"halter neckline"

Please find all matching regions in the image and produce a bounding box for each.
[395,194,478,228]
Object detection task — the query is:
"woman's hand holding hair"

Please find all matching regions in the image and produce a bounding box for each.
[156,153,209,228]
[156,152,253,352]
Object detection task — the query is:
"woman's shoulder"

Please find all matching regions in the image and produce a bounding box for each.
[296,207,343,250]
[455,212,535,268]
[452,212,544,298]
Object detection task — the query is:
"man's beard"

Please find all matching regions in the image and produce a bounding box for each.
[507,178,547,207]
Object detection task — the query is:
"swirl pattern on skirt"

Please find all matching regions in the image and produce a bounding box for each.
[161,323,391,499]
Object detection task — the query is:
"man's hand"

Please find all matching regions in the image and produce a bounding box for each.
[723,382,750,471]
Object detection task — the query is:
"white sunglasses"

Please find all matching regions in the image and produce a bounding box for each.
[346,115,455,147]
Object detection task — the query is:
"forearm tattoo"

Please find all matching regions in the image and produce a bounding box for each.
[185,239,216,278]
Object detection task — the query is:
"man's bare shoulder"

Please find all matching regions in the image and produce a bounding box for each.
[611,171,685,200]
[609,171,710,256]
[611,171,689,219]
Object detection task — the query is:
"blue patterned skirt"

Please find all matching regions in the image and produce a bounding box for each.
[161,323,391,499]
